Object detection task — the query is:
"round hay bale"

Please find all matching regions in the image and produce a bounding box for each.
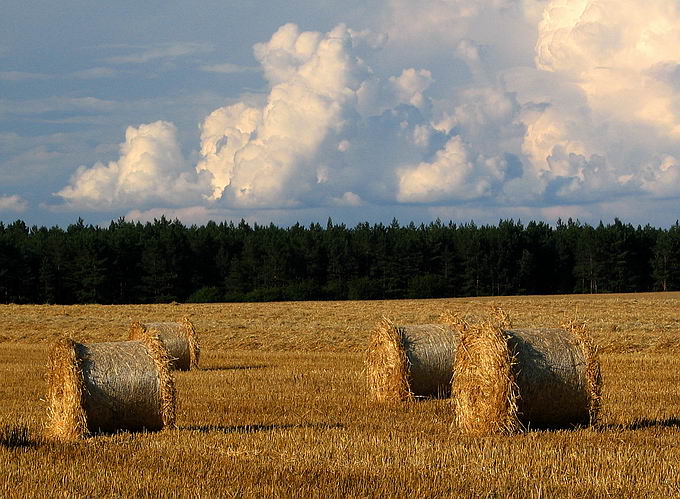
[129,317,200,370]
[366,319,462,402]
[453,321,601,435]
[46,335,176,440]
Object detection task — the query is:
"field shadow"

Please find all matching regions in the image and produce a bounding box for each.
[182,422,344,434]
[0,424,39,449]
[598,418,680,432]
[200,365,269,372]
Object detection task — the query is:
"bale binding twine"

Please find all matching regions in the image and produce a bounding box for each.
[453,316,602,435]
[46,335,176,440]
[129,317,200,370]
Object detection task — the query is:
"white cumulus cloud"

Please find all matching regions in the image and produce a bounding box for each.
[397,136,509,202]
[196,23,443,209]
[513,0,680,203]
[57,121,209,210]
[196,23,370,208]
[52,2,680,222]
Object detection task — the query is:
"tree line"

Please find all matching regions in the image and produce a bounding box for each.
[1,216,679,304]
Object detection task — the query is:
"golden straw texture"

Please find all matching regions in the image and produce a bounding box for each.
[45,338,87,440]
[367,318,461,401]
[454,312,601,435]
[453,321,521,435]
[562,320,602,424]
[45,336,176,440]
[129,318,200,370]
[366,319,411,402]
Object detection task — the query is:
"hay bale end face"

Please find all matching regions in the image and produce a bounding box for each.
[46,336,176,440]
[366,320,461,402]
[453,322,601,435]
[129,318,200,370]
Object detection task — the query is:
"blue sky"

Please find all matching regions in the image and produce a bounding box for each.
[3,0,680,227]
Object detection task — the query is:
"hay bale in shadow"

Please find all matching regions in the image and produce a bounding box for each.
[366,319,462,401]
[453,320,601,435]
[129,317,200,370]
[46,336,176,440]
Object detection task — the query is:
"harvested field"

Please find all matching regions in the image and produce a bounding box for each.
[1,293,680,497]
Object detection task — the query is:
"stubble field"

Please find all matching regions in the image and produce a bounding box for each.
[1,293,680,497]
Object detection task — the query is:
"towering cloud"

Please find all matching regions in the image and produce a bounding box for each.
[54,1,680,223]
[57,121,207,210]
[196,23,370,207]
[520,0,680,201]
[195,23,454,209]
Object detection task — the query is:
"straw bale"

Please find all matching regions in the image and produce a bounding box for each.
[46,335,176,440]
[129,317,200,370]
[453,319,601,435]
[366,318,462,401]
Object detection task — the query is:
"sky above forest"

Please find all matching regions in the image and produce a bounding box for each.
[3,0,680,227]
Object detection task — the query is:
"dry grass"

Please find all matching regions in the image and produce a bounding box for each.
[1,293,680,497]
